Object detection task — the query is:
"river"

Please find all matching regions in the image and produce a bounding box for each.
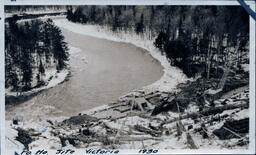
[6,26,163,121]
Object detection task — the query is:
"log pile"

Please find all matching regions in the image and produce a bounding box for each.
[133,125,162,137]
[151,72,249,116]
[213,118,249,140]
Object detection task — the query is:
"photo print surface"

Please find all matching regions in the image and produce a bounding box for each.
[4,5,251,151]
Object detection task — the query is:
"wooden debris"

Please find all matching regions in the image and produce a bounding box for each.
[134,125,162,137]
[61,114,98,126]
[15,128,34,150]
[160,102,249,126]
[47,120,54,125]
[101,123,118,135]
[213,118,249,140]
[117,135,163,141]
[186,133,198,149]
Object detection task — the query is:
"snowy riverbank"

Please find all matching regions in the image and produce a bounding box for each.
[5,46,82,100]
[5,69,69,97]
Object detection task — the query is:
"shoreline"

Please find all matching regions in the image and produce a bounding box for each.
[53,18,188,115]
[5,69,70,108]
[52,18,189,115]
[5,45,83,110]
[54,19,188,94]
[6,17,187,116]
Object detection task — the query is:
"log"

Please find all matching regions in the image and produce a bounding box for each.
[101,122,118,134]
[186,133,198,149]
[59,133,109,147]
[47,120,54,125]
[133,125,162,137]
[114,107,131,113]
[118,135,163,141]
[160,102,248,126]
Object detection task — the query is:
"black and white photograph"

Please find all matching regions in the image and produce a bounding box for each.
[3,4,254,153]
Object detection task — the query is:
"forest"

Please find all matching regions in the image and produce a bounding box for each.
[66,6,249,78]
[5,16,69,93]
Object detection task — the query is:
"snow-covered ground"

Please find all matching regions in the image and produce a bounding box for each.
[53,19,188,94]
[86,89,249,150]
[6,88,249,152]
[5,10,66,18]
[5,68,69,97]
[5,116,68,151]
[16,15,66,24]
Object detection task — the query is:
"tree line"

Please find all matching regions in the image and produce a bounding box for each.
[66,6,249,78]
[5,6,65,13]
[5,16,69,93]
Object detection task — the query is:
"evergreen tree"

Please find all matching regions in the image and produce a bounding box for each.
[10,71,19,92]
[154,32,169,52]
[52,26,69,71]
[135,13,144,34]
[73,7,85,23]
[20,46,33,91]
[38,59,45,78]
[66,6,73,21]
